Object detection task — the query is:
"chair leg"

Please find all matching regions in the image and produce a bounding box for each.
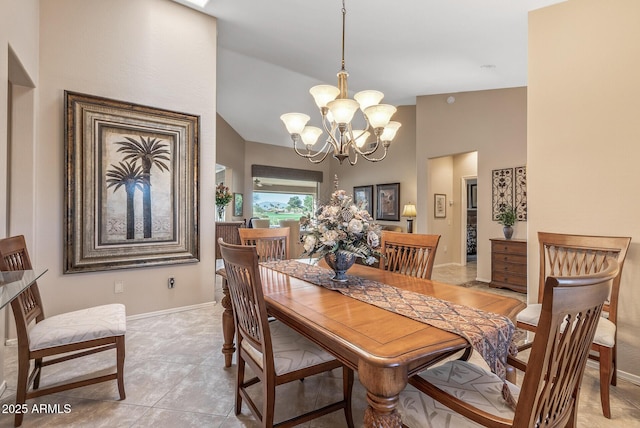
[33,357,42,390]
[343,367,355,428]
[263,375,276,428]
[235,356,245,415]
[14,354,29,427]
[599,346,613,419]
[116,336,126,400]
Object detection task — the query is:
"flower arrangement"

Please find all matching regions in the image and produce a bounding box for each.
[215,182,233,221]
[302,189,382,265]
[215,182,233,207]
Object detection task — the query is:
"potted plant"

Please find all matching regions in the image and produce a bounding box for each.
[496,205,517,239]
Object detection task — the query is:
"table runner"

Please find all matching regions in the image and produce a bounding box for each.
[261,259,518,407]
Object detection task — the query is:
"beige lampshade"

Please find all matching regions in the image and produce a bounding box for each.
[300,126,322,146]
[364,104,397,129]
[280,113,310,135]
[351,130,370,148]
[380,121,402,142]
[354,90,384,111]
[309,85,340,109]
[402,203,417,217]
[327,98,360,124]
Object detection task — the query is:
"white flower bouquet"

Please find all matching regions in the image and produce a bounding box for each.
[302,189,382,265]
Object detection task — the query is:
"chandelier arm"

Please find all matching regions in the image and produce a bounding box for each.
[348,150,359,166]
[353,139,380,156]
[321,115,341,150]
[293,139,332,164]
[359,143,390,162]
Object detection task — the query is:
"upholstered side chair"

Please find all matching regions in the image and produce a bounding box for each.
[516,232,631,418]
[0,235,126,427]
[218,239,354,427]
[398,258,619,428]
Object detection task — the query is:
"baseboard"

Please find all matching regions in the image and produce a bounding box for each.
[475,277,492,283]
[433,262,462,268]
[125,301,216,321]
[585,361,640,387]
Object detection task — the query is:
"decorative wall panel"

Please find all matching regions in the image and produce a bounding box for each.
[515,166,527,221]
[492,168,513,221]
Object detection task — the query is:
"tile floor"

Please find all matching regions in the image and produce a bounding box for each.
[1,262,639,427]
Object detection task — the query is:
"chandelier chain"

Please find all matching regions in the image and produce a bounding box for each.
[341,0,346,72]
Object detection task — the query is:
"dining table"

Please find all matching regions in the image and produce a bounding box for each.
[217,261,525,428]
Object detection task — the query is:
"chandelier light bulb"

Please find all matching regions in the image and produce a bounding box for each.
[280,113,310,135]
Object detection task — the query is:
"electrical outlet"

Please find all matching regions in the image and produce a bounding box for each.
[114,281,124,294]
[168,277,175,289]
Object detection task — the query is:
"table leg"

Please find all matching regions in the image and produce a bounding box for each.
[358,361,406,428]
[220,277,235,368]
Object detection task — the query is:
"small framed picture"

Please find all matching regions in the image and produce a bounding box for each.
[434,194,446,218]
[353,185,374,217]
[233,193,243,216]
[376,183,400,221]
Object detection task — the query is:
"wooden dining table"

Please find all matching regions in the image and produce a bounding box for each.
[218,261,525,428]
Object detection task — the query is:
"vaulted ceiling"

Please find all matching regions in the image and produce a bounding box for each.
[173,0,564,147]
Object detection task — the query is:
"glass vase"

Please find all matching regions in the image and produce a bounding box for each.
[216,205,225,222]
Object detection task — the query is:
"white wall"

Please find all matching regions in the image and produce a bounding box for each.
[416,88,527,281]
[529,0,640,378]
[33,0,217,317]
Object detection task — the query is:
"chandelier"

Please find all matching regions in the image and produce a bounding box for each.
[280,0,401,165]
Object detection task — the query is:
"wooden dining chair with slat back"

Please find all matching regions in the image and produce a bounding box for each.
[379,231,440,279]
[218,227,290,368]
[218,239,354,427]
[398,258,619,428]
[238,227,290,262]
[516,232,631,419]
[0,235,126,427]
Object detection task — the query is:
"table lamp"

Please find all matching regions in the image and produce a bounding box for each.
[402,203,417,233]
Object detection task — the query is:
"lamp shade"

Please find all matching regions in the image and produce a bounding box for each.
[402,203,417,217]
[354,90,384,111]
[327,99,360,125]
[380,121,402,142]
[309,85,340,109]
[351,130,370,148]
[364,104,397,129]
[300,126,323,147]
[280,113,310,135]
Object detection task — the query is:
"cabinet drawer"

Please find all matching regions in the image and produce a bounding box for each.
[492,241,527,255]
[492,260,527,275]
[492,253,527,265]
[491,273,527,287]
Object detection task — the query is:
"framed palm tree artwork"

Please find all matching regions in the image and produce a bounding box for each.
[64,91,199,273]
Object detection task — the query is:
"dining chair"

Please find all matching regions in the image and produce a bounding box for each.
[239,227,290,261]
[516,232,631,418]
[218,227,290,368]
[278,219,303,258]
[218,239,354,427]
[0,235,126,427]
[251,218,271,228]
[398,257,619,428]
[379,231,440,279]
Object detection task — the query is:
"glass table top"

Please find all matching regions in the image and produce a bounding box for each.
[0,269,48,310]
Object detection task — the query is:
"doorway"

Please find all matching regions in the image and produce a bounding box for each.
[461,176,477,265]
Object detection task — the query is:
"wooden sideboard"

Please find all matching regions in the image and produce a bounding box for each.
[490,238,527,293]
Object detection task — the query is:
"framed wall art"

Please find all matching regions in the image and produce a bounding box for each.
[376,183,400,221]
[492,167,514,221]
[434,193,446,218]
[353,185,374,217]
[233,193,244,217]
[64,91,200,273]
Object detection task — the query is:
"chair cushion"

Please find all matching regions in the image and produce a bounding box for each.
[398,360,520,428]
[515,303,542,326]
[241,320,337,376]
[29,304,126,351]
[516,304,616,348]
[593,317,616,347]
